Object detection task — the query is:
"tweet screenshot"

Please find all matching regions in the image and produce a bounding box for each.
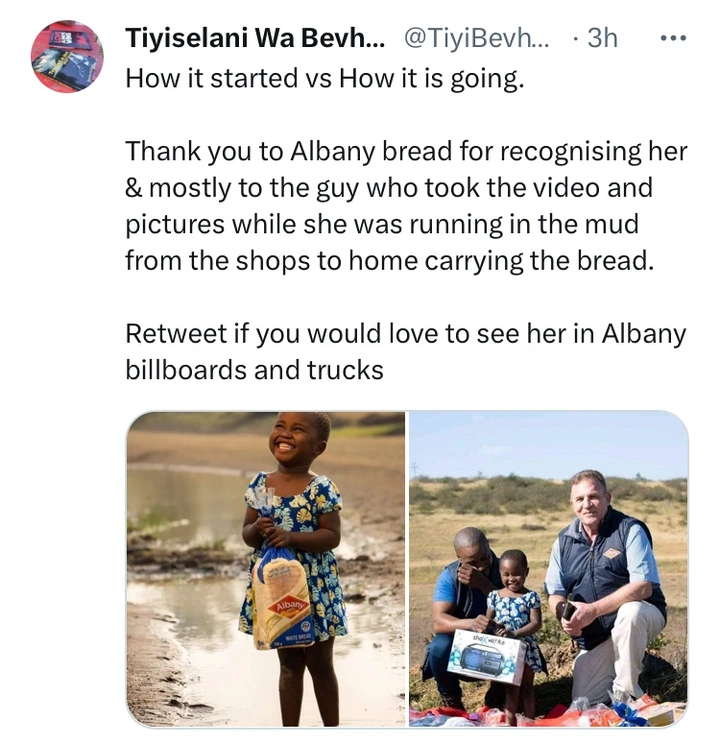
[7,0,711,738]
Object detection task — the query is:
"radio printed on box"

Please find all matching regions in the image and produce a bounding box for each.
[447,629,526,686]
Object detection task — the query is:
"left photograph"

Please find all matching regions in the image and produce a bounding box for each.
[126,412,406,727]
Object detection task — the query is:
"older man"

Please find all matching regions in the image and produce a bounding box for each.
[545,469,667,704]
[421,527,503,711]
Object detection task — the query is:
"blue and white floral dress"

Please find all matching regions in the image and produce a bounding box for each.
[238,472,348,642]
[487,590,547,673]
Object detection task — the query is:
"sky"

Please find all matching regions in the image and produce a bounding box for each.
[409,411,687,480]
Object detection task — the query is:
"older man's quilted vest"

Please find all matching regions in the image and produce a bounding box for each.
[557,506,667,650]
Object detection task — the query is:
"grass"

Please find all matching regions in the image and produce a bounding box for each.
[126,508,170,533]
[410,476,686,516]
[409,494,687,714]
[332,423,405,437]
[194,538,228,551]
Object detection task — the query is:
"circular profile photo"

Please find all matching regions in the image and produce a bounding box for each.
[31,21,103,92]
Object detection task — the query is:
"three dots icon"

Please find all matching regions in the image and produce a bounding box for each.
[661,35,686,41]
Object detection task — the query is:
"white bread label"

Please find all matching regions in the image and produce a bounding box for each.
[252,551,314,650]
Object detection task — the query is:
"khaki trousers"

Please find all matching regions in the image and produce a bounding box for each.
[571,600,666,705]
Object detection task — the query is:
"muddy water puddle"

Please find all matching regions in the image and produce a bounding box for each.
[127,464,388,560]
[128,579,405,727]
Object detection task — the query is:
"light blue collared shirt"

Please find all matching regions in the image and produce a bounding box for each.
[545,522,661,597]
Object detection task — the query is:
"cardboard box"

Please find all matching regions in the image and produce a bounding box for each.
[640,702,685,727]
[447,629,526,686]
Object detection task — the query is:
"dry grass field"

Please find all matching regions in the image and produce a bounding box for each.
[409,493,687,714]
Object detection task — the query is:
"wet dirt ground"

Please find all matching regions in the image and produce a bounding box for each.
[127,577,404,727]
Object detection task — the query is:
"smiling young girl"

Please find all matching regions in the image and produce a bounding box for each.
[239,412,348,727]
[486,549,547,725]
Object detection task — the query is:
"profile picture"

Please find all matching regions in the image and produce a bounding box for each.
[127,412,405,727]
[31,21,103,92]
[409,411,686,727]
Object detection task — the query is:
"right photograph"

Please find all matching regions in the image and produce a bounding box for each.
[408,411,687,728]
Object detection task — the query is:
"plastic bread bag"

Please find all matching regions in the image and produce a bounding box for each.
[248,485,275,517]
[482,708,507,726]
[252,544,314,650]
[611,689,649,727]
[440,716,481,727]
[560,696,618,727]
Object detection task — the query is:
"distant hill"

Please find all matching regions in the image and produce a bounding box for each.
[130,411,405,436]
[410,474,687,515]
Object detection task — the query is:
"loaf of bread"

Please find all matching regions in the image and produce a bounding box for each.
[252,548,314,650]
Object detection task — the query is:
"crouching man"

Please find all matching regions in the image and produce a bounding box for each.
[421,527,503,711]
[545,470,667,704]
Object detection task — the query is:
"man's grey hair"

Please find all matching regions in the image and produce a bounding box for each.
[570,469,608,493]
[453,527,489,552]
